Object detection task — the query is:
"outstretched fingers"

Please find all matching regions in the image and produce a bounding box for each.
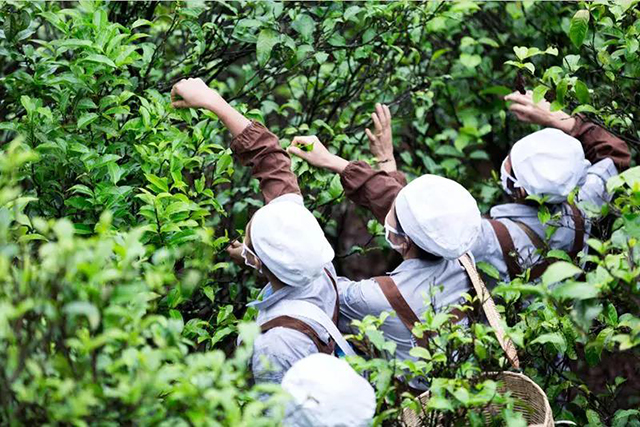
[504,92,528,105]
[504,90,535,106]
[383,104,391,123]
[375,103,388,126]
[508,103,531,121]
[371,111,382,131]
[170,81,187,108]
[365,128,376,143]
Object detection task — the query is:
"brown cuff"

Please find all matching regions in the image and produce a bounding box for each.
[340,160,404,224]
[566,114,631,171]
[340,161,371,186]
[568,115,585,138]
[389,170,408,186]
[230,120,264,155]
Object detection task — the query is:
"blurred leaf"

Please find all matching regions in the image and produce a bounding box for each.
[542,261,582,286]
[64,302,100,330]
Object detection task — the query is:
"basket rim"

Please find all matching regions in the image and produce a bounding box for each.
[405,371,553,426]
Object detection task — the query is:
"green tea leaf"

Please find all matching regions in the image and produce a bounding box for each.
[291,13,315,40]
[574,80,590,104]
[77,112,99,129]
[569,10,590,48]
[542,261,582,286]
[256,29,279,66]
[83,53,116,68]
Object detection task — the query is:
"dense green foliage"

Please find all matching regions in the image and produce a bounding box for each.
[0,0,639,425]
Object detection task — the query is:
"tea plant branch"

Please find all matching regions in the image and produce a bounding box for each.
[141,9,180,91]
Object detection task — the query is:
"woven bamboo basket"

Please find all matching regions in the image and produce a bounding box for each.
[402,371,553,427]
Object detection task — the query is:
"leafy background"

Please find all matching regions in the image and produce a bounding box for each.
[0,0,639,425]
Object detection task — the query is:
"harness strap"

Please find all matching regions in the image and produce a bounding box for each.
[489,203,585,281]
[458,254,520,369]
[260,316,333,354]
[512,220,545,250]
[511,220,549,281]
[373,277,466,349]
[568,203,585,258]
[258,269,343,355]
[374,256,519,369]
[488,219,521,280]
[374,276,430,348]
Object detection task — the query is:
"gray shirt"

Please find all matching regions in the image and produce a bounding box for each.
[250,267,338,383]
[336,257,472,390]
[470,158,618,282]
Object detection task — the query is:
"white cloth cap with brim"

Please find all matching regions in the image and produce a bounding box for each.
[504,128,591,204]
[250,200,334,288]
[282,353,376,427]
[394,175,481,260]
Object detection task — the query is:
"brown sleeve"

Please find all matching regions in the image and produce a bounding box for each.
[230,121,301,204]
[340,161,405,224]
[389,170,408,186]
[569,116,631,171]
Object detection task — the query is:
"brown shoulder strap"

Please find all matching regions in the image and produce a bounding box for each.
[459,254,520,369]
[261,316,334,354]
[488,219,521,280]
[568,203,585,258]
[374,276,431,348]
[528,261,550,281]
[260,271,339,356]
[512,220,545,250]
[511,220,549,280]
[374,276,467,348]
[324,268,339,325]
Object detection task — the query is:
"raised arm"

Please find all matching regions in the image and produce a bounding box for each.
[287,104,406,223]
[366,103,396,173]
[171,78,250,136]
[505,91,631,171]
[288,136,403,224]
[567,117,631,172]
[364,103,407,186]
[171,78,300,203]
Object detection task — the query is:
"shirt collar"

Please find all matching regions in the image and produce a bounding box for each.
[247,284,296,310]
[489,203,539,219]
[389,257,443,275]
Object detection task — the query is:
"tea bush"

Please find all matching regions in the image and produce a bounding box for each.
[0,1,638,425]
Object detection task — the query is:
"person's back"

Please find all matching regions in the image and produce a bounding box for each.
[252,258,339,383]
[338,256,469,364]
[325,174,482,391]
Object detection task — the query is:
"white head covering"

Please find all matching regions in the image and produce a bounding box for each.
[250,200,334,287]
[501,128,591,204]
[282,353,376,427]
[394,175,481,260]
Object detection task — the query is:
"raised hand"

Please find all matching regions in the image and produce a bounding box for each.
[226,240,243,265]
[287,136,349,174]
[171,77,224,110]
[365,103,396,172]
[171,77,250,136]
[504,90,576,134]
